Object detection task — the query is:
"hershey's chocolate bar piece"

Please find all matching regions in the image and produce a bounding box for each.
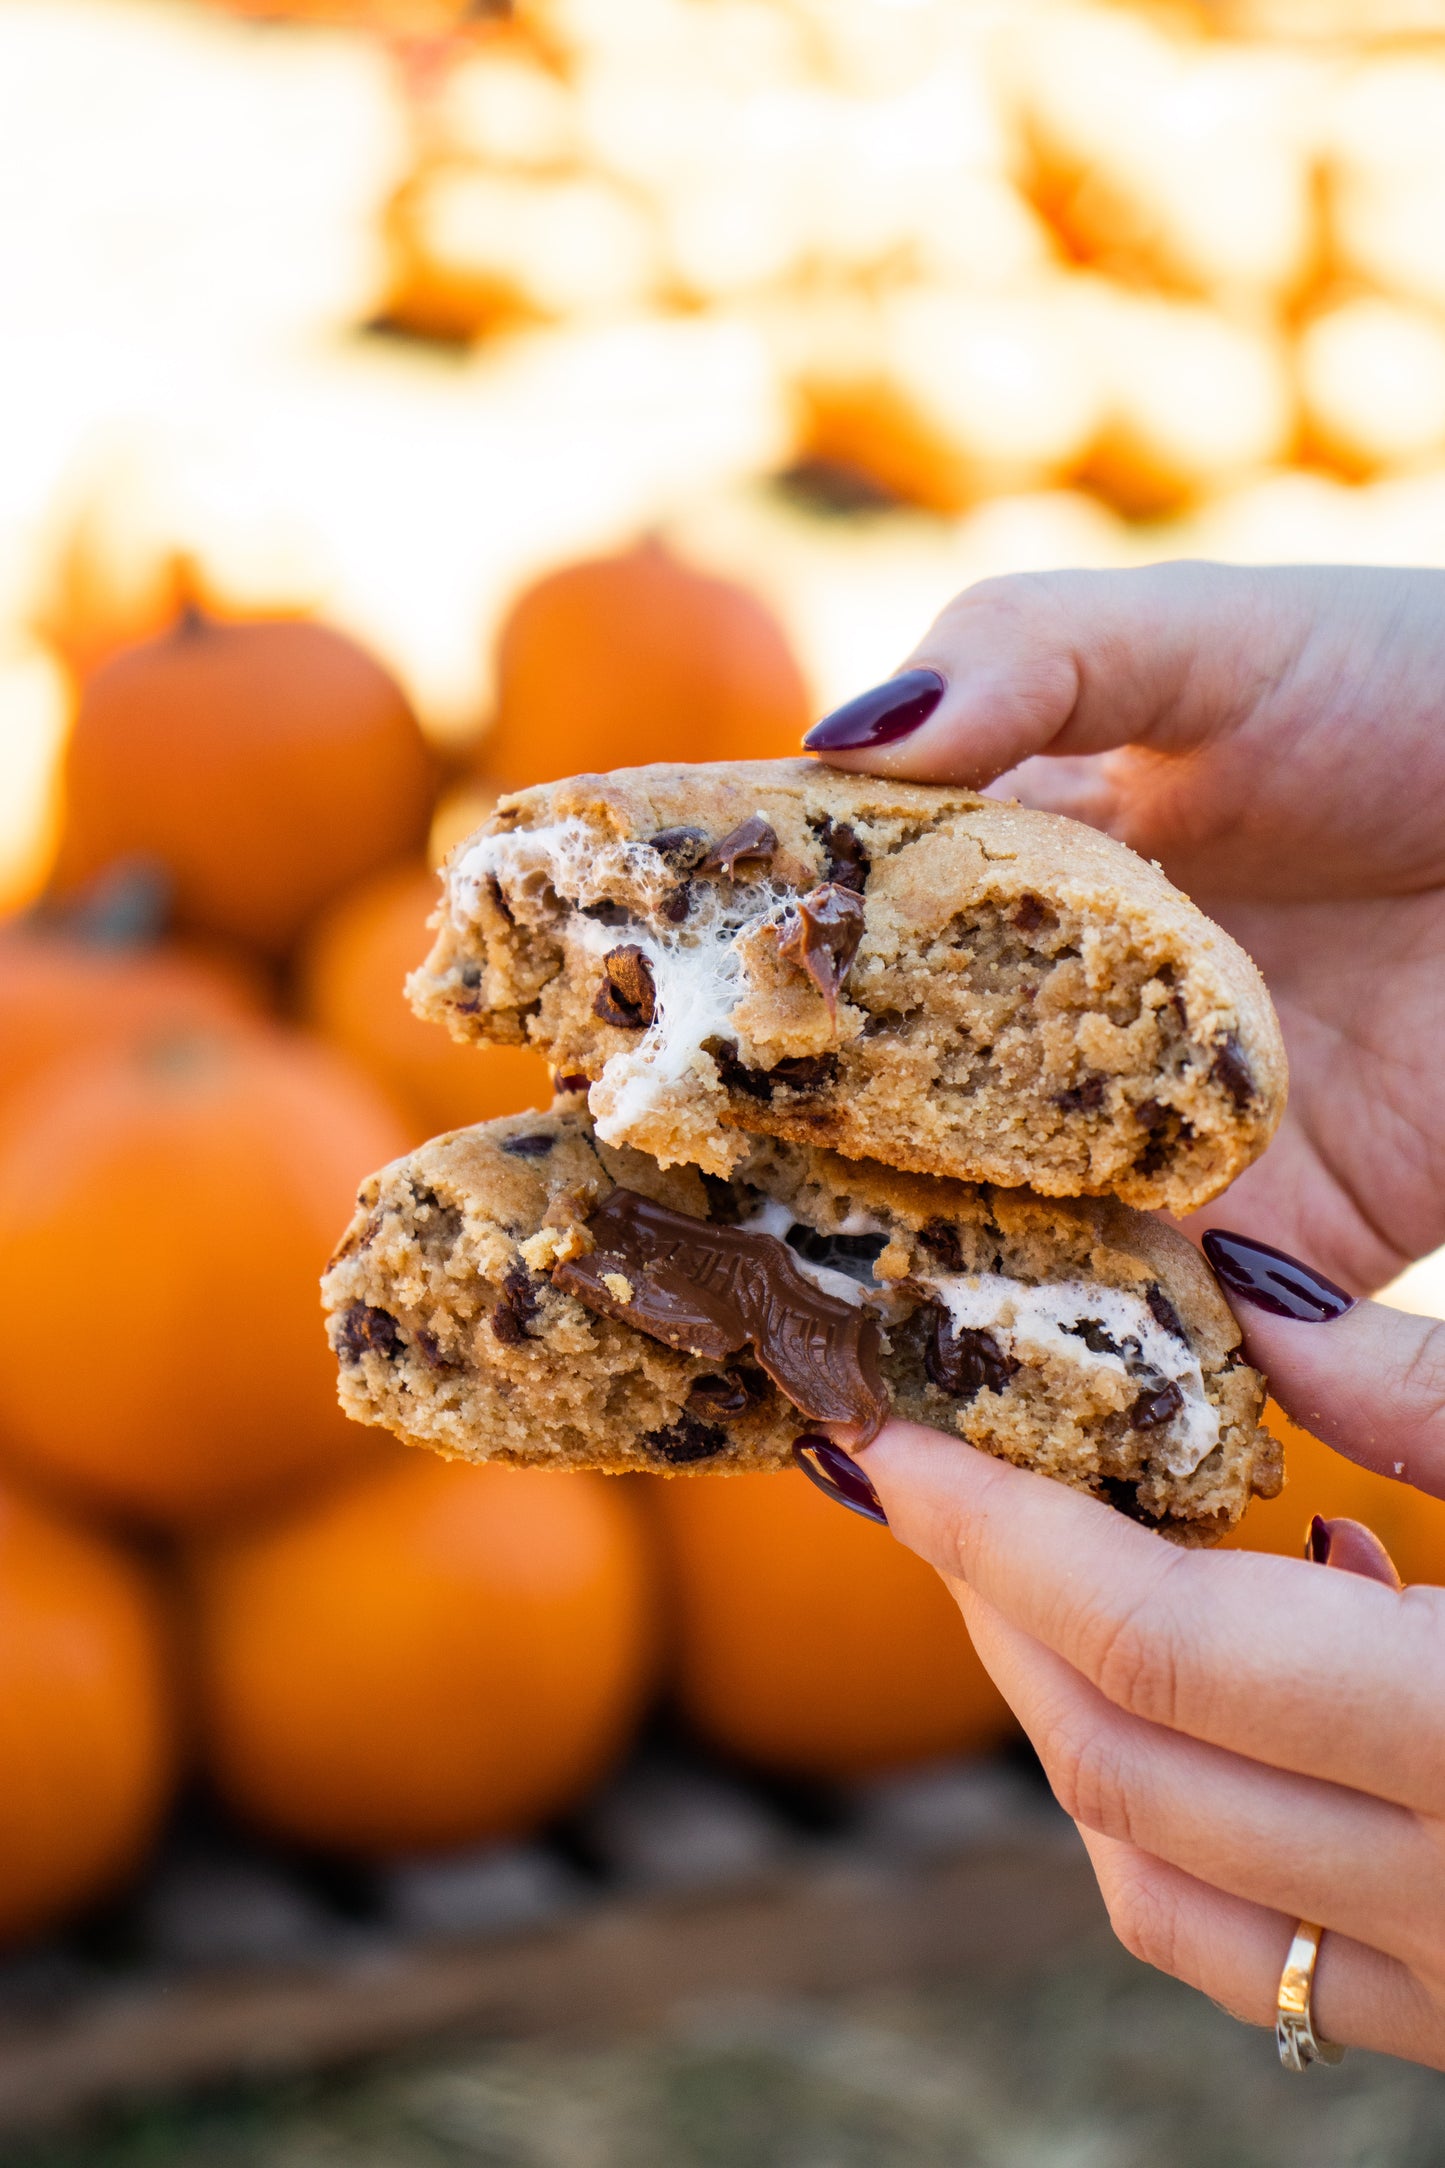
[554,1187,888,1447]
[776,883,866,1018]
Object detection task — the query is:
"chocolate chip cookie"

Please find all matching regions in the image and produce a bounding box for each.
[322,1101,1279,1545]
[409,760,1285,1214]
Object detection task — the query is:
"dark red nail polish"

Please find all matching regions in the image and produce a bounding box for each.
[792,1436,888,1525]
[1307,1513,1402,1590]
[804,668,945,753]
[1201,1230,1355,1324]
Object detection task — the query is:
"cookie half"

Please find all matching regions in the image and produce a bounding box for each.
[410,760,1285,1213]
[322,1101,1280,1546]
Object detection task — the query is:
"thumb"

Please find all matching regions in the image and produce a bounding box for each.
[1204,1229,1445,1502]
[803,561,1309,790]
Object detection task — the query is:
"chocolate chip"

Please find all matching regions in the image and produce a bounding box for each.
[642,1415,730,1464]
[485,876,515,925]
[699,815,778,882]
[917,1219,964,1271]
[1132,1099,1194,1177]
[555,1073,591,1093]
[770,1054,839,1093]
[582,900,632,928]
[684,1366,767,1420]
[1099,1476,1148,1521]
[1146,1283,1188,1343]
[1013,893,1050,935]
[1067,1318,1127,1358]
[1130,1379,1184,1430]
[491,1264,541,1345]
[776,884,866,1018]
[649,826,709,871]
[703,1037,768,1097]
[338,1304,403,1364]
[415,1327,457,1372]
[925,1312,1017,1400]
[1055,1075,1105,1115]
[816,817,870,894]
[662,881,692,924]
[1211,1032,1255,1110]
[703,1039,837,1101]
[701,1172,746,1223]
[459,963,482,989]
[593,945,656,1029]
[501,1132,554,1157]
[785,1223,887,1285]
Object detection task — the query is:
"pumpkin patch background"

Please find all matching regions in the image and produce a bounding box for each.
[3,0,1445,2154]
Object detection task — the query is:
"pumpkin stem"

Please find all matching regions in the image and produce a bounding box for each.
[35,856,173,949]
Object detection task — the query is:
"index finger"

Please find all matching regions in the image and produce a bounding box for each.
[806,561,1309,788]
[860,1420,1445,1816]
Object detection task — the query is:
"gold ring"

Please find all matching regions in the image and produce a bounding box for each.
[1276,1919,1345,2070]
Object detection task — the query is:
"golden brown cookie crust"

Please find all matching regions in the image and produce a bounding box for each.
[411,760,1286,1213]
[322,1101,1280,1545]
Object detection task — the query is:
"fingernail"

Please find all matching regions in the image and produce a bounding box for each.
[1200,1230,1355,1324]
[804,668,946,752]
[1307,1513,1402,1590]
[792,1436,888,1525]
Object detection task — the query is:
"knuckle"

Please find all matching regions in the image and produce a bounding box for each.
[1088,1589,1186,1729]
[1098,1854,1184,1978]
[1045,1721,1136,1842]
[1393,1323,1445,1462]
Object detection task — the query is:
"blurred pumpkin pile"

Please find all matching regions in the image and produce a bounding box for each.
[0,574,1022,1954]
[4,0,1445,1962]
[359,0,1445,522]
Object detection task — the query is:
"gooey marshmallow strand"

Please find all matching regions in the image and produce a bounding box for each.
[454,816,799,1148]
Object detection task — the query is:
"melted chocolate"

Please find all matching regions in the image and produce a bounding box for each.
[775,884,866,1018]
[700,815,778,882]
[553,1188,888,1447]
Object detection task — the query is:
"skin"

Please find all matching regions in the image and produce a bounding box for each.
[817,563,1445,2067]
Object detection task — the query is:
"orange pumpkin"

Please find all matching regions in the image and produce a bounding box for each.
[0,1028,410,1529]
[478,540,813,789]
[0,926,263,1123]
[1229,1402,1445,1587]
[51,613,436,959]
[0,1479,175,1945]
[297,862,552,1137]
[188,1457,656,1854]
[650,1469,1016,1780]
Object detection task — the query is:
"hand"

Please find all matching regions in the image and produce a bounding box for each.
[854,1269,1445,2070]
[806,563,1445,1296]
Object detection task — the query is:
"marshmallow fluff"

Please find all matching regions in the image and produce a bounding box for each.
[923,1272,1219,1475]
[743,1201,1220,1478]
[453,815,799,1166]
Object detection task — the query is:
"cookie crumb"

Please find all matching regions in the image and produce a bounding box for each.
[520,1224,592,1273]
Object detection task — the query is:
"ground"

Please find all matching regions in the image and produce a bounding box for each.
[13,1931,1445,2168]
